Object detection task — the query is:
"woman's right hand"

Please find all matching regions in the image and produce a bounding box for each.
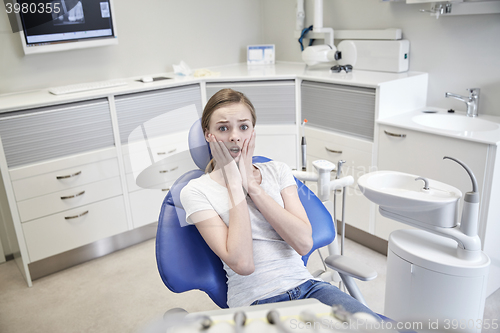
[207,134,243,187]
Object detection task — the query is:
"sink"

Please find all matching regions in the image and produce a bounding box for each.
[412,114,500,132]
[358,171,462,228]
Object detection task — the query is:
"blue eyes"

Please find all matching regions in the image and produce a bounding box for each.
[218,124,249,132]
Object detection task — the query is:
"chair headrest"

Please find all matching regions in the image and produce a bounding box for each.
[188,119,211,170]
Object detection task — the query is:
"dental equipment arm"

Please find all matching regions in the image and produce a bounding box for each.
[292,160,377,306]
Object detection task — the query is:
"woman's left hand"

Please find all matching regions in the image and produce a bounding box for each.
[239,130,257,194]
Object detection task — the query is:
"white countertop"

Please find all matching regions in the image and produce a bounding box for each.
[378,107,500,146]
[0,62,426,113]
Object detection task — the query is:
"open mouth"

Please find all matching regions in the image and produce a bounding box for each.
[229,146,241,154]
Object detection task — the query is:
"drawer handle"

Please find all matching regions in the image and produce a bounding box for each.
[61,190,85,200]
[56,171,82,179]
[162,188,170,192]
[65,210,89,220]
[159,166,179,173]
[157,148,177,155]
[384,130,406,138]
[325,147,343,154]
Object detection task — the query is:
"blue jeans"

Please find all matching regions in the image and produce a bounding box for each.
[250,279,380,320]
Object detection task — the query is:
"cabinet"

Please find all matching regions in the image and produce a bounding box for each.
[115,85,202,228]
[301,81,376,233]
[0,98,127,283]
[304,127,374,231]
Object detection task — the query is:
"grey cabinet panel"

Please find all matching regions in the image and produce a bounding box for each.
[206,81,296,125]
[301,81,376,141]
[0,99,114,167]
[114,84,203,144]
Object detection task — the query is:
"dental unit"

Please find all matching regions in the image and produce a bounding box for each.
[293,159,377,306]
[358,157,490,332]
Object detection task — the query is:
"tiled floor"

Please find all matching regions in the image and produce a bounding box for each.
[0,237,498,332]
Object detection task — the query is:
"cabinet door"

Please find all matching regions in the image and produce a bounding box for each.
[0,99,114,168]
[301,81,376,141]
[22,196,128,262]
[114,84,203,144]
[206,81,296,125]
[376,125,489,240]
[129,189,168,228]
[304,127,374,232]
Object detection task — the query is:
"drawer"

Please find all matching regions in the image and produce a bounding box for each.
[17,176,123,222]
[305,127,373,170]
[123,133,190,174]
[126,156,197,191]
[12,158,120,202]
[9,147,116,181]
[129,189,169,228]
[22,195,128,262]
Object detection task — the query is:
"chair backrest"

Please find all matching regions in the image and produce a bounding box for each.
[155,120,335,308]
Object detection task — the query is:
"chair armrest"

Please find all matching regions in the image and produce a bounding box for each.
[324,255,377,281]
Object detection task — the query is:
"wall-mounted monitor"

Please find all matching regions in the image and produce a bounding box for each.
[16,0,118,55]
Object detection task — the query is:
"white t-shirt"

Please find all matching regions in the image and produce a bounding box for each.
[180,160,314,307]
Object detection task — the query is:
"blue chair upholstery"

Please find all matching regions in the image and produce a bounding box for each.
[155,121,336,308]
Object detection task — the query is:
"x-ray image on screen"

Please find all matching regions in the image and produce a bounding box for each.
[51,0,85,25]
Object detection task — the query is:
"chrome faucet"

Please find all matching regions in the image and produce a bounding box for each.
[445,88,480,117]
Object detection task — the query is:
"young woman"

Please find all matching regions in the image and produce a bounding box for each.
[180,89,379,318]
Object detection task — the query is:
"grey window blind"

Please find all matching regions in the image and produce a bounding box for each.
[0,99,114,168]
[114,84,203,144]
[301,81,376,141]
[206,81,296,125]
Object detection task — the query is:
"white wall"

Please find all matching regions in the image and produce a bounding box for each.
[262,0,500,116]
[0,0,263,94]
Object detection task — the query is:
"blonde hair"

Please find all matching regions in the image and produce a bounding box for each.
[202,89,257,173]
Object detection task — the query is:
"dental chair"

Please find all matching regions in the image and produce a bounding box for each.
[155,119,377,312]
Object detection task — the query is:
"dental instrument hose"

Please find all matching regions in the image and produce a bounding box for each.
[334,160,346,291]
[301,119,308,172]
